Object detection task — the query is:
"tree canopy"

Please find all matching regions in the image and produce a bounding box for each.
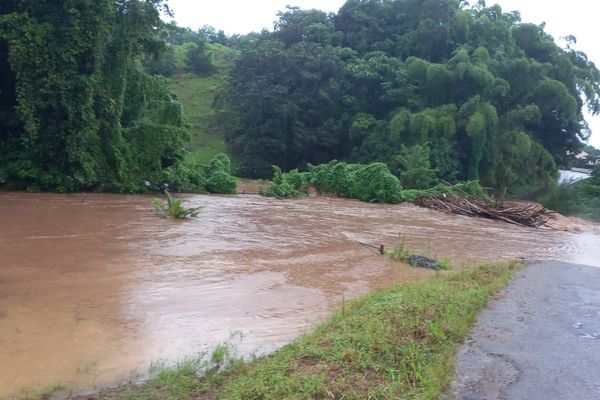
[2,0,599,195]
[0,0,189,192]
[224,1,600,194]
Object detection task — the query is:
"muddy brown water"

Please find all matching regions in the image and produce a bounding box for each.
[0,192,598,397]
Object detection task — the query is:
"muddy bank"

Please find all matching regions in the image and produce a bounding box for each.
[0,192,598,396]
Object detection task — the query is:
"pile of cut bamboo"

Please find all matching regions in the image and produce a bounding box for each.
[414,194,553,228]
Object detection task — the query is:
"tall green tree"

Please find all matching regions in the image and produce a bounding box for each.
[0,0,188,192]
[224,1,600,195]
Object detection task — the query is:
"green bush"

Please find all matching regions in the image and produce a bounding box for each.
[350,163,404,203]
[261,166,309,198]
[161,162,207,193]
[206,170,237,194]
[159,153,237,194]
[269,159,490,206]
[322,162,360,197]
[308,161,402,203]
[204,153,237,194]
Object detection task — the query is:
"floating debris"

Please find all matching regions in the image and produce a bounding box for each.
[414,194,553,228]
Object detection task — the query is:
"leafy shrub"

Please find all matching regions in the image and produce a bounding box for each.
[350,163,404,203]
[206,170,237,194]
[308,161,402,203]
[204,153,237,194]
[261,166,309,198]
[158,153,236,194]
[161,162,207,193]
[152,190,201,218]
[284,169,310,194]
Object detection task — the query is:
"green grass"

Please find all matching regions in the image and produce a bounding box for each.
[169,73,227,164]
[95,262,520,400]
[387,235,452,270]
[169,43,238,165]
[18,384,65,400]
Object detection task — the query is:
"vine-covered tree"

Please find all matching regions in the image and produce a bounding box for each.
[0,0,189,192]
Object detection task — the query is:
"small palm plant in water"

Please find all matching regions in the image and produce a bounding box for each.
[152,190,201,218]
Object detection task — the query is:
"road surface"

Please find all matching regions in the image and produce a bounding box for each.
[448,261,600,399]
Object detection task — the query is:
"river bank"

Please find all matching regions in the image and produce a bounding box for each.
[77,263,522,399]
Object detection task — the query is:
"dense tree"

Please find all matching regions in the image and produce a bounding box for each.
[224,1,600,194]
[142,45,176,77]
[186,39,213,74]
[0,0,188,192]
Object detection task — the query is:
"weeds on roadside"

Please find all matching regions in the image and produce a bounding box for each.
[18,384,65,400]
[388,235,452,270]
[388,235,411,262]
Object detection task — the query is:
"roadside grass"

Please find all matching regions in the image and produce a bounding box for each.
[18,384,65,400]
[94,261,520,400]
[387,235,453,270]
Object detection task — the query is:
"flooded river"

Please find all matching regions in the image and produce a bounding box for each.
[0,192,598,397]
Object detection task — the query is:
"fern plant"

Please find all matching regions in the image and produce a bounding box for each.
[152,190,201,218]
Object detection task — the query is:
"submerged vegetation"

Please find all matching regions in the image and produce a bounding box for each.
[260,166,309,198]
[152,190,200,219]
[388,235,452,271]
[262,160,405,203]
[261,160,491,206]
[155,153,237,194]
[93,262,520,400]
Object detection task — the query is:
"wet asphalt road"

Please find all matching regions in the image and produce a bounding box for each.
[448,261,600,400]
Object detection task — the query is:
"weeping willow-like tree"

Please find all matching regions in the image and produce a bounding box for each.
[0,0,188,192]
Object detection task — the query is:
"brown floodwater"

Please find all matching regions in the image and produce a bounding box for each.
[0,191,598,397]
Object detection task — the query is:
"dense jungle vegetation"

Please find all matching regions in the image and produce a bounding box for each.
[0,0,235,193]
[1,0,600,197]
[224,1,600,197]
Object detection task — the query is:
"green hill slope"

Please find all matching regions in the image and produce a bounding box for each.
[169,43,236,164]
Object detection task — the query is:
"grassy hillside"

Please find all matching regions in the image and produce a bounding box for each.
[169,43,236,164]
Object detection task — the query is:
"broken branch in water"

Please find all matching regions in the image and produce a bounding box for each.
[414,194,554,228]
